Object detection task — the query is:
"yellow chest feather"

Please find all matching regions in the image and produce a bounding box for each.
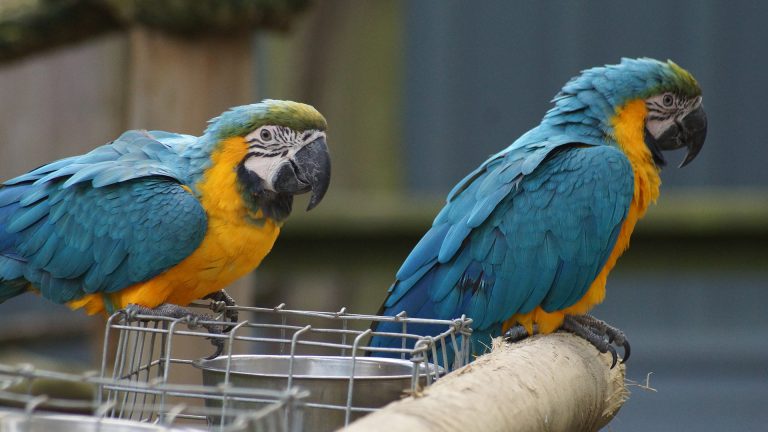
[69,137,280,314]
[509,99,661,334]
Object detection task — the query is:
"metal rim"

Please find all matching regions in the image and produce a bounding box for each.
[192,354,443,380]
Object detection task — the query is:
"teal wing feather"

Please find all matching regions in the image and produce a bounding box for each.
[0,130,206,305]
[5,130,191,187]
[372,141,633,353]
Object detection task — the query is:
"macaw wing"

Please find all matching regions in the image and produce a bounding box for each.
[0,131,206,305]
[4,130,188,187]
[378,144,633,339]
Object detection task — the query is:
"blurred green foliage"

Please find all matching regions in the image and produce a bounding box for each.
[0,0,312,62]
[104,0,312,34]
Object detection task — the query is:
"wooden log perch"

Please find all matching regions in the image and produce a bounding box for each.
[343,333,628,432]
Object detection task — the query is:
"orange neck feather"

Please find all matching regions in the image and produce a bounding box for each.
[508,98,662,335]
[610,99,661,213]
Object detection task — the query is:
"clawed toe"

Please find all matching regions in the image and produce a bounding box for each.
[206,337,225,360]
[503,324,537,343]
[605,344,618,369]
[619,339,630,364]
[204,290,239,329]
[602,320,630,364]
[121,303,231,359]
[561,314,629,368]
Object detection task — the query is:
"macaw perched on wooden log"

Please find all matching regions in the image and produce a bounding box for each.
[371,58,706,367]
[0,100,331,356]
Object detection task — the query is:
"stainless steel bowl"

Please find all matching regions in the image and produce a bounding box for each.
[193,355,437,432]
[0,409,198,432]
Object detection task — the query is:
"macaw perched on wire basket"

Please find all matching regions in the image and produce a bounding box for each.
[371,58,707,367]
[0,100,332,358]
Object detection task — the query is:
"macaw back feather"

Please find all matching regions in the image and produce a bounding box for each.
[0,131,207,309]
[371,143,633,355]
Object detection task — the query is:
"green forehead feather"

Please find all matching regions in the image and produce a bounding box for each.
[262,99,328,132]
[206,99,327,138]
[663,60,701,97]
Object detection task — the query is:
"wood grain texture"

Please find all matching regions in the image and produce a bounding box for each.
[343,333,628,432]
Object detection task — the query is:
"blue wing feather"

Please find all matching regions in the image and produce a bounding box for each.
[371,140,633,355]
[395,224,450,280]
[0,130,207,305]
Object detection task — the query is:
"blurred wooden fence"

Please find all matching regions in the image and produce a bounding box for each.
[0,26,257,361]
[0,28,254,178]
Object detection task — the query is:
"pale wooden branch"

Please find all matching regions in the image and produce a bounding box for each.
[343,333,628,432]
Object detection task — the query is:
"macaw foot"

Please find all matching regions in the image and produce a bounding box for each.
[203,290,239,328]
[561,314,630,369]
[123,303,232,360]
[503,324,539,343]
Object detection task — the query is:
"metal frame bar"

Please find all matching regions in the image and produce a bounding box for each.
[90,302,473,430]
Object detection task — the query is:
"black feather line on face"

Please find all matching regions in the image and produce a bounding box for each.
[247,150,285,158]
[236,162,294,221]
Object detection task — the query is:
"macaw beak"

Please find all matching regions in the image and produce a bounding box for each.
[271,136,331,210]
[676,105,707,167]
[645,104,707,168]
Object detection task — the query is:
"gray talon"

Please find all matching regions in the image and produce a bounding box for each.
[123,305,138,319]
[606,345,618,369]
[561,314,629,368]
[503,324,537,343]
[620,340,631,364]
[204,290,239,327]
[122,303,230,359]
[210,300,227,314]
[206,337,225,360]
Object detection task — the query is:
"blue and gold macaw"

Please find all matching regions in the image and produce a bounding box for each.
[371,58,707,366]
[0,100,331,352]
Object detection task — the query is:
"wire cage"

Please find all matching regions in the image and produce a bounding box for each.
[100,301,473,431]
[0,362,305,432]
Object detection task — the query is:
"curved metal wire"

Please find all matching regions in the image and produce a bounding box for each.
[0,303,473,431]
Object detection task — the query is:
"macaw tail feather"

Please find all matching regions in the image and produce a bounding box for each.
[0,278,29,303]
[0,184,31,302]
[369,268,445,353]
[368,266,498,368]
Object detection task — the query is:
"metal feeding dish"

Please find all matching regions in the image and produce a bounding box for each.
[194,355,441,429]
[98,303,473,431]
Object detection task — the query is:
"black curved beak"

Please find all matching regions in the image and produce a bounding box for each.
[677,105,707,168]
[271,137,331,210]
[645,104,707,168]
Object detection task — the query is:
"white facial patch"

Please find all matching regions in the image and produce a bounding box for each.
[645,94,702,139]
[243,127,326,191]
[244,156,284,190]
[646,116,673,139]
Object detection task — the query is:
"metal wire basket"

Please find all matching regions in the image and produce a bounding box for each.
[100,302,473,431]
[0,363,305,432]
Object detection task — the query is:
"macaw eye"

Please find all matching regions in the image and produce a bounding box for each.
[260,128,273,141]
[662,93,675,107]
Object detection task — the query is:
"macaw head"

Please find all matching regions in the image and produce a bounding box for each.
[204,100,331,220]
[554,57,707,168]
